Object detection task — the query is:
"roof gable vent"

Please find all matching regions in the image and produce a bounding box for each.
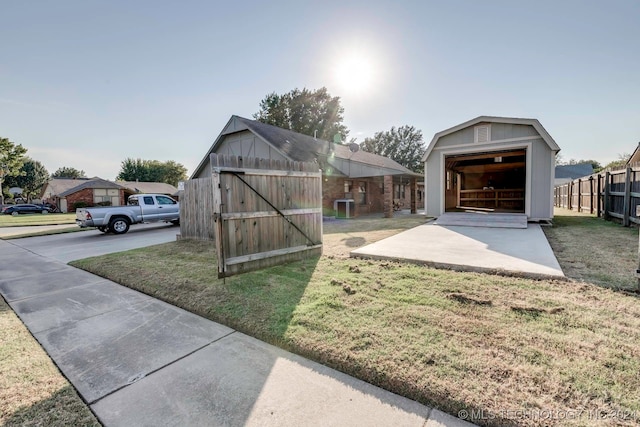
[474,125,491,143]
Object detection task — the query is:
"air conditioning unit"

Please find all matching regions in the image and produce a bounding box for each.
[334,199,355,219]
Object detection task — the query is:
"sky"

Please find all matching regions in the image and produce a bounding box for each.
[1,0,639,179]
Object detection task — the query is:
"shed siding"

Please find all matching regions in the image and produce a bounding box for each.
[436,123,540,149]
[529,141,554,219]
[424,128,554,220]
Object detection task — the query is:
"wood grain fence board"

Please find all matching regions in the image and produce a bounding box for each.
[206,154,322,278]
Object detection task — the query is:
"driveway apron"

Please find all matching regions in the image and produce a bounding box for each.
[0,239,474,426]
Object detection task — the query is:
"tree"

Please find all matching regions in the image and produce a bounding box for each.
[602,153,631,171]
[4,158,49,202]
[254,87,349,142]
[359,125,426,172]
[0,137,28,205]
[116,158,187,187]
[51,166,86,179]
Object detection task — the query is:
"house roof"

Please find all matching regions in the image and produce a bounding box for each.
[57,178,125,197]
[117,181,178,195]
[422,116,561,162]
[555,164,593,180]
[192,115,419,179]
[44,178,93,196]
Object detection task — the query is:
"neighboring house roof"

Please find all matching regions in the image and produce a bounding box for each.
[43,178,93,197]
[422,116,561,162]
[58,178,125,197]
[117,181,178,195]
[555,164,594,180]
[192,115,419,179]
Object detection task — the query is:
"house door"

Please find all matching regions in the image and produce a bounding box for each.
[444,169,457,211]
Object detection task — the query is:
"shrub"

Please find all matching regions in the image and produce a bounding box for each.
[72,201,91,210]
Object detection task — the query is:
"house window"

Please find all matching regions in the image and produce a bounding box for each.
[474,125,491,143]
[344,180,353,198]
[446,171,451,191]
[394,184,405,199]
[358,181,367,205]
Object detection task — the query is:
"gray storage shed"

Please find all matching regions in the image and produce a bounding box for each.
[422,116,560,221]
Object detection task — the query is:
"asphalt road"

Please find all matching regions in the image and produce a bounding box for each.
[5,222,179,263]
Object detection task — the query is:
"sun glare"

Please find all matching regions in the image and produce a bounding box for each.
[334,54,374,95]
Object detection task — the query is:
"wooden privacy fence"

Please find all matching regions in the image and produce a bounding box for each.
[180,177,215,240]
[554,165,640,226]
[211,154,322,278]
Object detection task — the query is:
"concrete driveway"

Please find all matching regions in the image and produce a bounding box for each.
[0,231,474,426]
[5,222,179,263]
[351,222,564,279]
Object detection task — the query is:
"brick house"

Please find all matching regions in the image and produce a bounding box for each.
[41,178,126,213]
[191,115,422,218]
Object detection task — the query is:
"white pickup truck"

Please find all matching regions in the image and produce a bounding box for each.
[75,193,180,234]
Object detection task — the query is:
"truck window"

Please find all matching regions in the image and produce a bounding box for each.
[143,196,155,205]
[128,197,139,206]
[156,196,176,205]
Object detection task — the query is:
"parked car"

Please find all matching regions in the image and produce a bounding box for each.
[2,204,53,216]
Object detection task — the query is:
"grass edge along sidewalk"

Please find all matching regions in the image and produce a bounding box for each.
[71,211,640,426]
[0,297,100,426]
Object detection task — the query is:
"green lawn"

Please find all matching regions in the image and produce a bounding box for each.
[0,213,76,227]
[70,210,640,426]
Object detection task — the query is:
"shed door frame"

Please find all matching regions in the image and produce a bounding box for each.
[438,142,532,217]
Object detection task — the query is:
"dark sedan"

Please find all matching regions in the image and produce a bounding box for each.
[2,204,53,216]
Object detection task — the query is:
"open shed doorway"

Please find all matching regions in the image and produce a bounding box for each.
[444,149,526,213]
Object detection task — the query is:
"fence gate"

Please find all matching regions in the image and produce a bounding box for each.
[210,154,323,278]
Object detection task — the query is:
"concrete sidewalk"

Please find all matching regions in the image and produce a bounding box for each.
[0,239,473,426]
[351,223,564,279]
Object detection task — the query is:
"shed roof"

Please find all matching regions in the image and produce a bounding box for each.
[422,116,560,162]
[192,116,418,178]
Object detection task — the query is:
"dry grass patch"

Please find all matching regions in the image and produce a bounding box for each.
[71,212,640,426]
[0,298,99,426]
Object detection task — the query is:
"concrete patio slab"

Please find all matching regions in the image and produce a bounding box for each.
[0,265,105,301]
[351,223,564,279]
[9,280,152,333]
[33,299,234,404]
[92,332,437,427]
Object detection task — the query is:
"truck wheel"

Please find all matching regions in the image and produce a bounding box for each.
[109,217,130,234]
[171,219,180,226]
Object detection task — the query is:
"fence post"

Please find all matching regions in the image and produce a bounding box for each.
[624,166,632,227]
[604,171,611,220]
[589,176,594,214]
[568,181,573,211]
[596,174,602,217]
[577,178,582,213]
